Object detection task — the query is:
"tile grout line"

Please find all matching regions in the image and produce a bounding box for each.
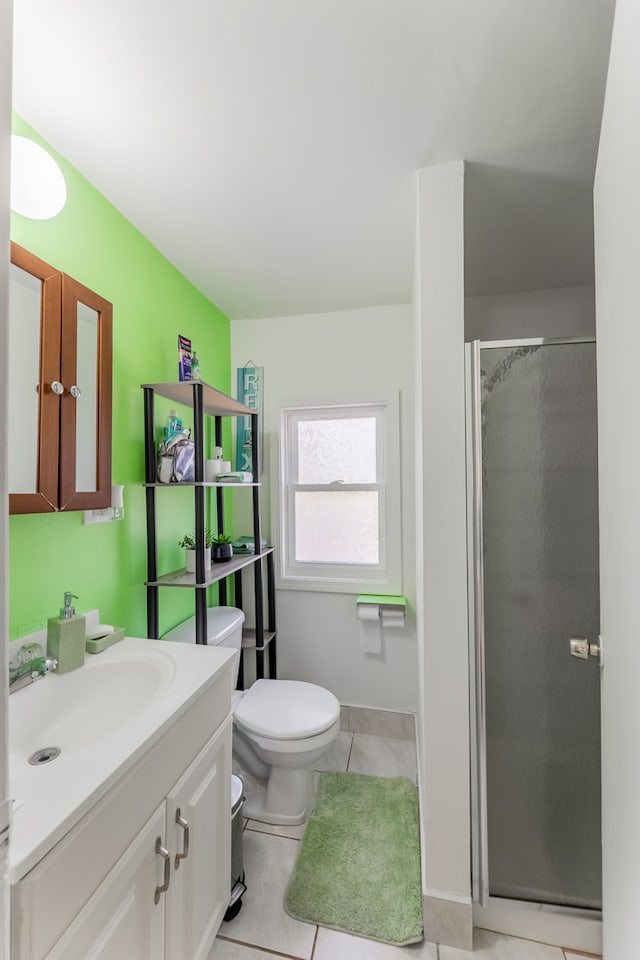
[345,731,355,771]
[245,822,303,842]
[216,932,309,959]
[308,924,319,959]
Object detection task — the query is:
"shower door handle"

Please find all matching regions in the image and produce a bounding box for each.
[569,636,601,661]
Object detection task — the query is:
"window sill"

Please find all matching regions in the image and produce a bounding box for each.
[276,572,402,595]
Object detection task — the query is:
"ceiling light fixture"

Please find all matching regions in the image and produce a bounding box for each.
[10,135,67,220]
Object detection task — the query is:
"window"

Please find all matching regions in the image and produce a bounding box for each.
[275,396,402,593]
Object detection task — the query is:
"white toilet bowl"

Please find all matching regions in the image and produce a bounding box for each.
[162,607,340,825]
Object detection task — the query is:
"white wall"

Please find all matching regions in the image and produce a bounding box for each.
[593,1,640,956]
[1,0,12,952]
[465,284,595,342]
[415,162,471,914]
[231,304,417,712]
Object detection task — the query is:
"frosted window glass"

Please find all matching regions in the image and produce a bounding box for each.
[297,417,376,483]
[8,264,41,493]
[294,491,379,563]
[75,302,98,492]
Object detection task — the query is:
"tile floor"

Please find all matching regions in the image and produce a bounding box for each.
[207,731,599,960]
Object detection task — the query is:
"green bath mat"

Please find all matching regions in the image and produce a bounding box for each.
[284,771,423,945]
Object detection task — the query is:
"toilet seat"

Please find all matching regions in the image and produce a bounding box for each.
[233,679,340,740]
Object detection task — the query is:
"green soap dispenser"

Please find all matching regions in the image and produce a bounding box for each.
[47,592,86,673]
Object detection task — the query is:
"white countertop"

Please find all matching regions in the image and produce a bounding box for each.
[8,635,234,882]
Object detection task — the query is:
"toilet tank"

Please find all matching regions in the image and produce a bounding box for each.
[161,606,245,688]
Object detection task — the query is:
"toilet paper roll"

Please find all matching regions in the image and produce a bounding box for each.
[357,604,382,655]
[380,608,405,629]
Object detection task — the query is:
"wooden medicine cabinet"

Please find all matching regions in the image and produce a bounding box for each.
[9,243,113,514]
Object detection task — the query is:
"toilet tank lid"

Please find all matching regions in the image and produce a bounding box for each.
[162,606,245,646]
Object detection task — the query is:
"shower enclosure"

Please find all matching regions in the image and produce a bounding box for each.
[466,338,602,912]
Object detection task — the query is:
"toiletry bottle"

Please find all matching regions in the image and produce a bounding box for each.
[46,592,86,673]
[165,409,183,441]
[191,351,201,381]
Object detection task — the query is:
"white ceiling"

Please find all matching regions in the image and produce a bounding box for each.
[12,0,615,320]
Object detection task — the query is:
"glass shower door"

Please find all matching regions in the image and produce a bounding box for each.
[469,339,602,909]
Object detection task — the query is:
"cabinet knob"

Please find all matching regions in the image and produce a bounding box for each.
[70,384,82,399]
[51,381,64,395]
[154,837,171,904]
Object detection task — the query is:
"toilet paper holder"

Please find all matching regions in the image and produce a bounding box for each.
[356,594,407,623]
[356,595,407,655]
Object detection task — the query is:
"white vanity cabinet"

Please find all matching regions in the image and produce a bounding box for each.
[11,658,233,960]
[43,804,166,960]
[165,723,231,960]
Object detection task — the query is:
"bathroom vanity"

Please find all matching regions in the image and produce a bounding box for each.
[9,636,234,960]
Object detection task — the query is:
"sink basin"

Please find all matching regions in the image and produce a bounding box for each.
[9,644,176,763]
[8,634,235,882]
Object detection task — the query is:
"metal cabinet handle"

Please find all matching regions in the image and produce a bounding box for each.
[154,837,171,904]
[51,381,64,395]
[70,385,81,399]
[175,807,190,869]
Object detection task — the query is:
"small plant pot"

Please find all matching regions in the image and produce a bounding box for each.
[185,549,212,574]
[212,543,233,563]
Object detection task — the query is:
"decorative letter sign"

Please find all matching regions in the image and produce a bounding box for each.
[236,365,264,475]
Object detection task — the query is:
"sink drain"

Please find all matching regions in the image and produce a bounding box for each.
[28,747,61,766]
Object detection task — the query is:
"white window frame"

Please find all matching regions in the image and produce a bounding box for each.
[272,393,402,594]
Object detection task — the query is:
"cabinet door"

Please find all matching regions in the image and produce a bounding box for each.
[43,804,166,960]
[165,716,232,960]
[59,274,112,511]
[8,243,113,515]
[8,243,61,514]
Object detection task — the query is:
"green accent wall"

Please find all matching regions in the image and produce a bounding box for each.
[10,116,232,641]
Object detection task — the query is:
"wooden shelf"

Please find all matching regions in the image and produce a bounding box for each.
[144,481,260,488]
[146,549,274,588]
[141,380,254,417]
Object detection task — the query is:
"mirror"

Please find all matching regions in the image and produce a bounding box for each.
[8,263,42,494]
[75,301,99,493]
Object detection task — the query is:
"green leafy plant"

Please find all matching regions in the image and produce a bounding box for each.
[179,529,213,549]
[212,533,233,545]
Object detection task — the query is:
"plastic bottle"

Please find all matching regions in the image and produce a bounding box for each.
[166,409,183,441]
[191,351,201,381]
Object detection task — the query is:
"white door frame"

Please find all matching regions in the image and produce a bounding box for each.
[0,0,13,953]
[593,1,640,956]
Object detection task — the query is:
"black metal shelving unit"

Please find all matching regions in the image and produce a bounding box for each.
[142,379,276,682]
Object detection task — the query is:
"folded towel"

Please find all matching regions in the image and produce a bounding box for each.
[217,471,253,483]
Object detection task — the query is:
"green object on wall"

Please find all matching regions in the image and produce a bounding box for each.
[356,594,407,607]
[9,115,232,642]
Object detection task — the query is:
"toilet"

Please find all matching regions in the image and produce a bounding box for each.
[162,606,340,825]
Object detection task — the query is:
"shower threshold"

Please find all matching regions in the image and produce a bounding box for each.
[473,895,602,954]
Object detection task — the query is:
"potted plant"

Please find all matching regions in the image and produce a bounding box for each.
[179,530,213,573]
[212,533,233,563]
